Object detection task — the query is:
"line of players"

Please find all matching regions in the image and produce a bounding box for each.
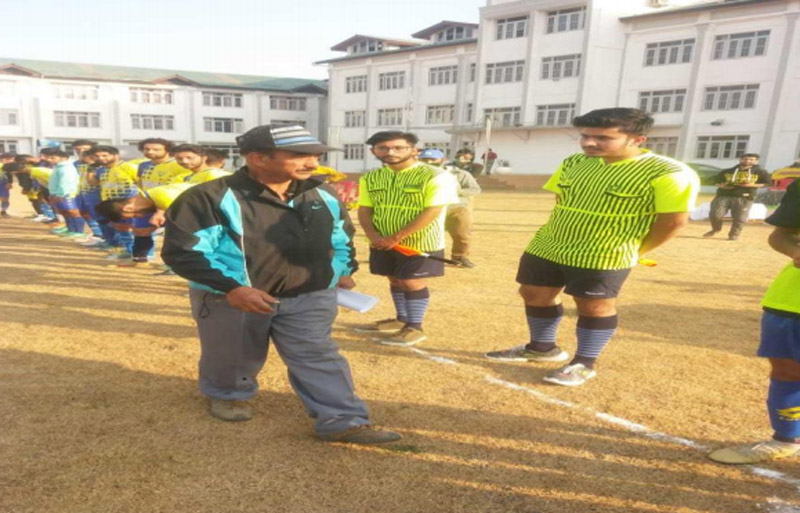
[0,139,231,268]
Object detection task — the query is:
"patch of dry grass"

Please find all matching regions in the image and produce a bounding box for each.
[1,189,798,512]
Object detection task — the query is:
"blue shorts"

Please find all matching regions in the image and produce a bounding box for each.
[75,192,102,217]
[53,196,78,211]
[757,310,800,360]
[132,214,155,229]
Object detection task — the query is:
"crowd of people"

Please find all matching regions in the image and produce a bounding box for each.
[2,109,799,463]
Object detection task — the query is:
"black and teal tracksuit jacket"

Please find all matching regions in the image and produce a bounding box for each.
[162,168,357,297]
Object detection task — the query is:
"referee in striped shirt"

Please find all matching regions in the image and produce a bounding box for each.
[486,108,699,386]
[355,131,458,346]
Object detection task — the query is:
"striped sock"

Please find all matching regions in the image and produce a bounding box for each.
[87,218,103,237]
[390,287,408,323]
[524,304,563,352]
[71,216,85,234]
[768,379,800,443]
[404,288,430,330]
[573,315,618,368]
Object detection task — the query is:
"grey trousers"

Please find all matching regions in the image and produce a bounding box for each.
[709,195,753,238]
[189,287,370,434]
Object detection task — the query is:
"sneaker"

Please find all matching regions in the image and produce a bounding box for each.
[703,230,720,238]
[452,257,476,268]
[354,318,406,333]
[728,235,739,241]
[542,363,597,387]
[0,211,9,218]
[105,250,132,260]
[116,259,150,268]
[153,267,177,276]
[208,399,253,422]
[708,440,800,464]
[318,425,401,444]
[76,236,104,245]
[50,226,69,234]
[378,327,427,347]
[88,242,114,251]
[485,345,569,362]
[30,214,49,222]
[60,231,87,238]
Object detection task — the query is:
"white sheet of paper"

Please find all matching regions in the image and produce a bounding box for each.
[336,288,379,313]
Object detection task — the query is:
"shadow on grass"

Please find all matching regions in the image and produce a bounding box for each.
[0,348,789,513]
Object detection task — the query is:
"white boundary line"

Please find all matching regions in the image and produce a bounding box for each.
[404,346,800,510]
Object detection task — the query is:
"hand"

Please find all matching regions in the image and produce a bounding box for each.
[149,210,166,227]
[337,275,356,290]
[372,234,402,250]
[226,286,279,313]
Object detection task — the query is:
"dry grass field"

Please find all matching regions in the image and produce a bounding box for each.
[2,188,800,513]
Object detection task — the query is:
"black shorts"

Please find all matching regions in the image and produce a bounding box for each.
[516,252,631,299]
[369,248,445,279]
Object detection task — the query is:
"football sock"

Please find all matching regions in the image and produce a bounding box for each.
[572,315,618,369]
[390,286,408,323]
[768,379,800,443]
[404,288,430,330]
[524,304,563,352]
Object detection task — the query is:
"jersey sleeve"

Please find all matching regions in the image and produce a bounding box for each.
[766,180,800,229]
[423,171,458,207]
[357,175,373,207]
[651,167,700,213]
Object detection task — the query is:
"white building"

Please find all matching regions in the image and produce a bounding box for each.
[0,58,327,166]
[317,0,800,174]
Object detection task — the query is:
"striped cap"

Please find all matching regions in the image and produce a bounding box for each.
[236,125,339,155]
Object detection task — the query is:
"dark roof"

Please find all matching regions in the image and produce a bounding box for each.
[330,35,424,52]
[315,38,478,65]
[620,0,786,21]
[0,57,327,93]
[411,21,480,39]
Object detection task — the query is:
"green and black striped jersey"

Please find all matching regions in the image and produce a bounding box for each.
[526,150,699,270]
[358,162,458,252]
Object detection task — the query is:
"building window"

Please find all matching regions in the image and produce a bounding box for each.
[202,92,243,108]
[377,108,403,127]
[428,66,458,86]
[0,139,18,153]
[713,31,770,60]
[536,104,576,127]
[352,40,384,54]
[54,111,101,128]
[465,103,474,123]
[541,54,582,80]
[344,144,365,160]
[130,114,175,131]
[203,117,244,133]
[378,71,405,91]
[546,7,586,34]
[271,119,306,128]
[485,61,525,84]
[695,135,750,159]
[436,26,472,42]
[426,105,455,125]
[642,137,679,158]
[644,39,694,66]
[703,84,759,110]
[496,16,528,40]
[344,110,366,128]
[423,142,451,156]
[269,96,307,111]
[52,84,99,100]
[638,89,686,113]
[129,88,174,104]
[345,75,368,93]
[0,109,18,126]
[469,63,476,82]
[484,107,522,127]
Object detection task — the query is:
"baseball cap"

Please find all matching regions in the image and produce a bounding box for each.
[418,148,445,159]
[236,125,340,155]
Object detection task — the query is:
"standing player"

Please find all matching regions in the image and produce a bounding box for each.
[91,146,139,259]
[43,148,85,237]
[485,108,699,386]
[704,153,771,241]
[0,152,15,217]
[708,180,800,464]
[355,132,458,346]
[172,144,231,184]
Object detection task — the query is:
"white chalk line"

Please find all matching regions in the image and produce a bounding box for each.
[406,347,800,509]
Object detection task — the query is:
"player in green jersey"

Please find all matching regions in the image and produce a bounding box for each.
[355,131,458,346]
[486,108,699,386]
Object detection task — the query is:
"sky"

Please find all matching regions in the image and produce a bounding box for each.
[0,0,486,80]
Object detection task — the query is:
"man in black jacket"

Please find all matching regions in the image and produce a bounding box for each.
[704,153,771,240]
[162,125,400,444]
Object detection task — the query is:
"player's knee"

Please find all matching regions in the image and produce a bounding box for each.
[770,358,800,381]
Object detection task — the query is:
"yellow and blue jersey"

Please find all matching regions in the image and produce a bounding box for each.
[101,161,139,200]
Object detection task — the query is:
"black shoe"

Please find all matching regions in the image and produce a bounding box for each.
[453,257,476,268]
[0,211,9,218]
